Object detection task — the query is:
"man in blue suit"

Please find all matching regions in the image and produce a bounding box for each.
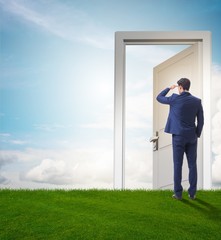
[156,78,204,200]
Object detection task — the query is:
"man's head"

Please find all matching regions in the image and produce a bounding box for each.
[177,78,191,93]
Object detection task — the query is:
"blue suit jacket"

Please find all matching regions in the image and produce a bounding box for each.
[156,88,204,139]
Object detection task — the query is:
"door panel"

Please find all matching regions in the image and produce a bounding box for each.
[153,43,203,190]
[158,147,173,188]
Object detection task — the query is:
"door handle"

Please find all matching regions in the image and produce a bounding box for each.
[149,136,159,143]
[150,132,159,151]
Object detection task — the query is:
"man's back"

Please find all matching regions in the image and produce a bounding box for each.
[157,88,204,139]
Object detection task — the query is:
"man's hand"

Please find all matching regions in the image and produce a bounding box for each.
[170,84,178,90]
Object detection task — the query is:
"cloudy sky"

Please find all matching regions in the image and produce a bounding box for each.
[0,0,221,189]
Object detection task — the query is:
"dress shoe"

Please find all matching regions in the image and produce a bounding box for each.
[172,194,182,200]
[188,195,196,200]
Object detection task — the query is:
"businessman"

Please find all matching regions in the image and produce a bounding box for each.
[156,78,204,200]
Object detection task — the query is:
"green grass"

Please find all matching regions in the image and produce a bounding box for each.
[0,190,221,240]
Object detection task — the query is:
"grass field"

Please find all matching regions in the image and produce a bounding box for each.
[0,189,221,240]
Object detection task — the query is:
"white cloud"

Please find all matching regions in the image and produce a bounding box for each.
[23,147,114,188]
[33,123,73,132]
[212,156,221,185]
[125,145,153,189]
[0,153,14,184]
[0,133,11,137]
[10,140,27,145]
[211,65,221,185]
[0,149,50,163]
[0,142,154,189]
[0,133,27,146]
[25,158,73,185]
[0,147,114,189]
[211,64,221,114]
[0,175,9,184]
[0,0,113,49]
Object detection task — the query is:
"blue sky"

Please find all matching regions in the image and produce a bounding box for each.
[0,0,221,189]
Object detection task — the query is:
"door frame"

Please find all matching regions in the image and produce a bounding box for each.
[114,31,211,190]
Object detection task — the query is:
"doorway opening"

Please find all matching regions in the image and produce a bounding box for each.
[125,45,190,189]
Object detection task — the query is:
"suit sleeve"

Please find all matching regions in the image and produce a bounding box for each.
[156,88,171,104]
[196,100,204,138]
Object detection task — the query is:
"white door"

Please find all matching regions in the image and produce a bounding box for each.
[152,43,203,190]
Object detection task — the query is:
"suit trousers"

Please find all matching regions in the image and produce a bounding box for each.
[172,134,198,198]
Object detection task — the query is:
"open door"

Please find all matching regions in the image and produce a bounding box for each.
[152,43,203,189]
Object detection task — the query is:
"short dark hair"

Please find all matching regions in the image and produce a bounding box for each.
[177,78,191,91]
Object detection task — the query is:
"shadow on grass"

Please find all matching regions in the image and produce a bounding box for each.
[181,198,221,222]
